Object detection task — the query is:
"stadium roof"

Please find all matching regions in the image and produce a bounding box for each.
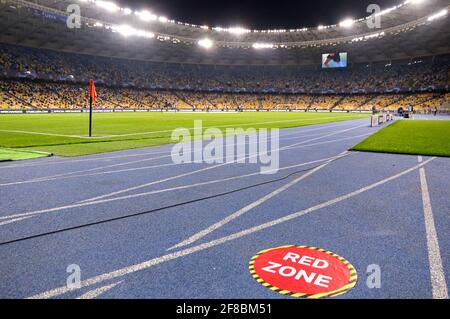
[0,0,449,65]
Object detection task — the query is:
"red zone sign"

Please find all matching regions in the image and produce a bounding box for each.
[249,245,357,298]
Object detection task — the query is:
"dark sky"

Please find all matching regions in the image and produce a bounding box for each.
[119,0,398,29]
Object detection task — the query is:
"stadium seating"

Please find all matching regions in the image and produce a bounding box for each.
[0,43,448,113]
[1,79,448,113]
[1,43,449,93]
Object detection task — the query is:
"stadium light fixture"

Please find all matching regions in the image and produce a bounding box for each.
[112,24,155,38]
[227,27,250,35]
[317,25,325,30]
[427,9,447,21]
[408,0,426,4]
[158,16,168,23]
[137,10,158,22]
[198,38,213,49]
[339,18,355,28]
[95,0,120,13]
[113,24,135,37]
[252,43,274,49]
[122,8,132,15]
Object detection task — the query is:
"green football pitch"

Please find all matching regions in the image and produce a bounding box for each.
[0,112,369,157]
[352,120,450,157]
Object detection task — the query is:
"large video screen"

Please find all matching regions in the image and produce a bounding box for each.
[322,52,348,68]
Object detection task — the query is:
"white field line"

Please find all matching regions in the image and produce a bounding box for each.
[0,125,364,187]
[168,152,349,250]
[79,124,367,204]
[75,281,123,299]
[27,157,435,299]
[0,153,352,223]
[99,116,366,138]
[0,116,361,139]
[418,156,449,299]
[0,129,104,139]
[0,120,365,169]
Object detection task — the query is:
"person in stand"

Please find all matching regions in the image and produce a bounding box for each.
[433,107,438,116]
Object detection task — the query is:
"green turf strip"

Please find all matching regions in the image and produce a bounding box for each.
[0,148,51,161]
[0,112,369,156]
[352,120,450,157]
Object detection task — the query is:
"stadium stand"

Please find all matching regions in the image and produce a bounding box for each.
[0,0,448,113]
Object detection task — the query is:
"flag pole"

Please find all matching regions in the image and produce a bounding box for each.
[89,96,93,137]
[89,79,96,137]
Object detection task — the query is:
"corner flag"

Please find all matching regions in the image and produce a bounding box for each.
[89,79,97,104]
[88,80,96,137]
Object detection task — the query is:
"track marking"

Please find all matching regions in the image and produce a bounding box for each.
[75,281,123,299]
[0,132,371,188]
[79,124,367,203]
[0,154,351,223]
[418,156,449,299]
[168,152,349,250]
[27,157,435,299]
[0,154,174,187]
[0,133,372,224]
[0,162,180,187]
[0,125,365,187]
[0,216,34,226]
[0,119,366,169]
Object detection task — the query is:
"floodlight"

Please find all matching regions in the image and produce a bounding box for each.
[95,0,119,13]
[427,9,447,21]
[252,43,274,49]
[198,38,213,49]
[138,10,157,22]
[122,8,132,15]
[339,18,355,28]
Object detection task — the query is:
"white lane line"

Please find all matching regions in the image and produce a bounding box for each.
[0,119,366,169]
[418,156,449,299]
[79,124,367,203]
[27,157,435,299]
[0,126,360,187]
[0,154,349,223]
[168,152,349,250]
[0,216,34,226]
[0,154,175,187]
[0,162,180,187]
[75,281,123,299]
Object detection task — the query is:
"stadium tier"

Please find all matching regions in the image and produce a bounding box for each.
[2,79,450,112]
[0,0,449,112]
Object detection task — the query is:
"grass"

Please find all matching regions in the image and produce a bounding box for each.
[352,120,450,157]
[0,112,369,157]
[0,148,50,161]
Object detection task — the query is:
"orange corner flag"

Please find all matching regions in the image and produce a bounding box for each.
[89,79,97,104]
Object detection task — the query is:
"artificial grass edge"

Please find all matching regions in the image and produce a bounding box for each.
[0,148,53,162]
[351,120,450,158]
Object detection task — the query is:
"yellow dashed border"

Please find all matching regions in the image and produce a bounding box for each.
[249,245,357,299]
